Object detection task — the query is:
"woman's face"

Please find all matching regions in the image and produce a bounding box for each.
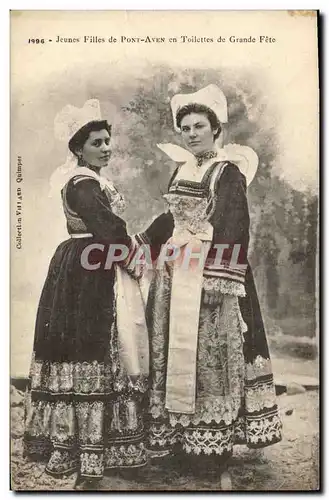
[180,113,218,155]
[80,129,111,168]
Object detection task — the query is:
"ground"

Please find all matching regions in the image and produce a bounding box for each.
[11,355,319,492]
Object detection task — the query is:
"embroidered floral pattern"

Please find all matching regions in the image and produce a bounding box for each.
[103,185,126,216]
[197,296,245,392]
[147,267,282,456]
[80,452,104,477]
[105,443,147,468]
[169,397,242,427]
[32,444,147,477]
[29,354,148,395]
[126,400,139,431]
[149,411,282,457]
[46,449,79,475]
[148,423,180,449]
[62,183,89,233]
[106,397,145,435]
[25,399,75,445]
[30,355,111,394]
[245,355,274,380]
[50,402,76,444]
[164,194,212,236]
[24,394,147,476]
[182,411,282,454]
[149,295,247,428]
[76,401,104,445]
[148,271,172,389]
[203,276,246,298]
[233,416,246,443]
[184,427,233,456]
[246,413,282,446]
[244,381,278,413]
[25,398,75,442]
[25,375,148,477]
[145,166,283,457]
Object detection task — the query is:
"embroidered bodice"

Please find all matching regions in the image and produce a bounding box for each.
[164,161,221,241]
[103,184,126,217]
[62,175,126,235]
[163,194,212,239]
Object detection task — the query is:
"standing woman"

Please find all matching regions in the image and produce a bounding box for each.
[23,100,150,485]
[144,85,282,488]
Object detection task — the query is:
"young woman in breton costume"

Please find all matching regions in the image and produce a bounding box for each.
[141,85,283,489]
[23,100,159,487]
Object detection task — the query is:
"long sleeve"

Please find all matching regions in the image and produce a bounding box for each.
[135,166,175,255]
[65,176,142,277]
[67,177,132,247]
[136,211,174,247]
[209,162,250,254]
[203,162,250,296]
[135,211,175,263]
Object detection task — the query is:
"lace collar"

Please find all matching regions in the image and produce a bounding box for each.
[195,150,217,167]
[157,142,259,186]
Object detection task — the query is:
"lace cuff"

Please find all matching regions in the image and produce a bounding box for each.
[203,276,246,297]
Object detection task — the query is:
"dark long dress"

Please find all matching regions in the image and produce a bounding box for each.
[23,173,149,478]
[141,160,283,460]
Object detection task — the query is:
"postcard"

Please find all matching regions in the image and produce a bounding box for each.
[10,10,319,491]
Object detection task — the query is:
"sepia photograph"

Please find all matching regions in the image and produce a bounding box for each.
[10,10,319,491]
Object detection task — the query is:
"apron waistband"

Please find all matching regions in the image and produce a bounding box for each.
[70,233,93,238]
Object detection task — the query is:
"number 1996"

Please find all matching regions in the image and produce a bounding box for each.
[28,38,45,44]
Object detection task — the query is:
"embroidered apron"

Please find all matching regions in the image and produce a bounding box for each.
[164,162,225,413]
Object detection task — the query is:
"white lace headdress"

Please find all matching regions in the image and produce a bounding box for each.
[50,99,113,196]
[171,84,228,132]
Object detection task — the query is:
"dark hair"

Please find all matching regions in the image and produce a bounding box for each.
[68,120,112,156]
[176,103,221,140]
